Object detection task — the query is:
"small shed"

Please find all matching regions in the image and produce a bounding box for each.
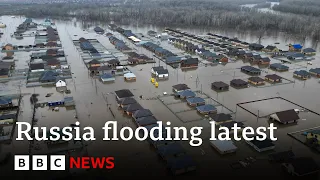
[196,104,217,115]
[265,74,282,83]
[270,63,289,71]
[209,113,233,125]
[309,68,320,77]
[186,97,205,107]
[246,135,275,152]
[124,73,136,81]
[172,84,190,92]
[100,73,115,82]
[132,109,153,120]
[176,90,196,99]
[211,81,229,92]
[248,76,265,86]
[64,96,75,106]
[293,70,310,80]
[210,140,237,154]
[241,66,261,75]
[269,109,299,124]
[135,116,158,127]
[230,79,248,88]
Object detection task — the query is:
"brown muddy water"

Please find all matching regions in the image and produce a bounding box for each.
[0,16,320,178]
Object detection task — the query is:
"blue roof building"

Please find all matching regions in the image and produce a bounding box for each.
[196,104,217,114]
[39,71,58,82]
[309,68,320,77]
[157,143,186,160]
[186,97,205,107]
[293,70,311,80]
[135,116,158,127]
[270,63,289,71]
[100,73,115,82]
[176,90,196,99]
[291,44,303,49]
[0,97,12,107]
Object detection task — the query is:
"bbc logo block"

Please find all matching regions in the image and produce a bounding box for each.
[14,155,66,170]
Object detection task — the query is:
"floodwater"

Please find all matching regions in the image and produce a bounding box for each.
[0,16,320,178]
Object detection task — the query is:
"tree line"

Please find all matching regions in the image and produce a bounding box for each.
[1,0,320,40]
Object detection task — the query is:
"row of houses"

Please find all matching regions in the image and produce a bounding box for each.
[114,89,196,175]
[107,35,131,52]
[172,84,217,114]
[142,42,176,59]
[228,48,271,65]
[126,52,153,65]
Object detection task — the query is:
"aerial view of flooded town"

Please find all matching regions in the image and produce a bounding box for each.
[0,0,320,179]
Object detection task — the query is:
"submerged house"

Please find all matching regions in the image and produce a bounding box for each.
[269,109,299,124]
[55,77,66,88]
[230,79,248,89]
[196,104,217,115]
[0,69,9,78]
[114,89,134,101]
[209,113,233,125]
[211,81,229,92]
[117,97,137,108]
[94,27,104,34]
[166,155,196,175]
[248,76,265,86]
[39,71,58,83]
[289,44,303,52]
[186,97,205,107]
[123,103,143,116]
[124,72,136,81]
[249,43,264,51]
[241,66,261,75]
[259,57,271,65]
[100,73,115,82]
[172,84,190,92]
[166,56,182,64]
[263,45,278,53]
[30,63,45,72]
[176,90,196,99]
[270,63,289,71]
[303,48,316,56]
[246,135,275,152]
[0,97,13,108]
[180,58,199,69]
[265,74,282,83]
[293,70,311,80]
[309,68,320,77]
[132,109,153,120]
[135,116,158,127]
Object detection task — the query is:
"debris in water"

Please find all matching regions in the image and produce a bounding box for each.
[163,92,167,95]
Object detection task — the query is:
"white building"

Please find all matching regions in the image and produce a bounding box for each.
[56,78,66,88]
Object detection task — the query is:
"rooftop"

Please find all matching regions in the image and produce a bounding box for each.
[212,81,229,88]
[133,109,153,119]
[172,84,189,91]
[115,89,134,99]
[210,140,237,152]
[209,113,233,122]
[135,116,158,126]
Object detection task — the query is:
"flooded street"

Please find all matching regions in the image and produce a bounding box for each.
[0,16,320,178]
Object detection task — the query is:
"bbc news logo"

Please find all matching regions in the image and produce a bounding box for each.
[14,155,115,170]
